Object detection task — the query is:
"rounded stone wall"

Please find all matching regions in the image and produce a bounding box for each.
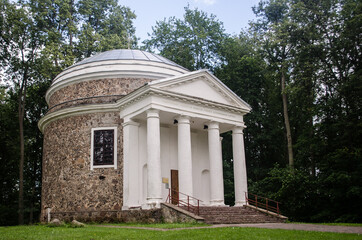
[41,112,122,221]
[48,77,152,108]
[47,78,152,113]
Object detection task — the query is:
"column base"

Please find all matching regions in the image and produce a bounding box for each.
[234,200,247,207]
[143,198,162,209]
[122,205,142,210]
[209,199,225,206]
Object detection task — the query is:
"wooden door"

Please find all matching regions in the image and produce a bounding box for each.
[171,170,179,205]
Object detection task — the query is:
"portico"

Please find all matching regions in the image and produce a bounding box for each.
[120,70,251,210]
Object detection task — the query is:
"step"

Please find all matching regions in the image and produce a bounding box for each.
[180,205,287,224]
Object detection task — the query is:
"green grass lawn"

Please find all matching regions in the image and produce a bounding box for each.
[91,222,210,228]
[290,222,362,227]
[1,224,361,240]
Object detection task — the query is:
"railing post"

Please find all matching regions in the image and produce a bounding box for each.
[197,200,200,215]
[245,192,281,215]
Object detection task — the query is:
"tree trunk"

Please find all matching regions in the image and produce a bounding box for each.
[29,154,37,224]
[18,70,28,225]
[309,115,316,177]
[281,70,294,170]
[69,0,74,47]
[29,184,35,224]
[18,92,25,225]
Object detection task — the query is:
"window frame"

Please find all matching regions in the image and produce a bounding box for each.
[90,126,117,170]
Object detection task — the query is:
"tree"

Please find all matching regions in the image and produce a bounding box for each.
[248,0,362,222]
[77,0,137,58]
[143,6,226,71]
[1,0,138,225]
[29,0,78,73]
[252,0,295,170]
[313,0,362,222]
[0,87,20,226]
[28,0,137,75]
[0,0,44,224]
[215,33,286,204]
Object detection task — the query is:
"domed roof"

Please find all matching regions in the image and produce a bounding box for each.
[46,49,189,104]
[72,49,187,70]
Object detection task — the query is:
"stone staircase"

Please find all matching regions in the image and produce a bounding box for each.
[196,205,287,224]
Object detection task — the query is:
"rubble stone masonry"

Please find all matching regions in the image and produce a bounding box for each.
[48,78,152,108]
[41,112,123,222]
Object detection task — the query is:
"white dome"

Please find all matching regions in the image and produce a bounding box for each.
[72,49,187,70]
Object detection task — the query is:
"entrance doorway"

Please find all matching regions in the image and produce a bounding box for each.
[171,169,179,205]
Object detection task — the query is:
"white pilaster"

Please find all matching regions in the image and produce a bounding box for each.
[177,115,193,201]
[122,120,140,210]
[146,109,162,207]
[232,126,248,206]
[208,121,225,206]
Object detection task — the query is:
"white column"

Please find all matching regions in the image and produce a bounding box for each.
[177,115,193,201]
[208,121,225,206]
[122,120,140,210]
[232,126,248,206]
[146,109,162,207]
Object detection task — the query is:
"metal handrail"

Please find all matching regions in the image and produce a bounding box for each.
[166,188,202,215]
[245,192,280,215]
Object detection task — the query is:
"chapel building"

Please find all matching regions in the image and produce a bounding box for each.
[39,49,251,221]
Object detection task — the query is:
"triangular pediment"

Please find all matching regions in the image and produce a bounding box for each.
[149,70,251,111]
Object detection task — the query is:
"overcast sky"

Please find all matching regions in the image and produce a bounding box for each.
[120,0,260,44]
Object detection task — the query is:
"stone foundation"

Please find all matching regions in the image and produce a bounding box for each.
[45,209,163,223]
[43,204,204,223]
[161,203,204,223]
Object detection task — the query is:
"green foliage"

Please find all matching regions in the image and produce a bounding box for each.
[143,6,226,71]
[0,91,19,226]
[243,0,362,223]
[77,0,137,57]
[216,33,286,181]
[249,166,323,222]
[0,0,137,225]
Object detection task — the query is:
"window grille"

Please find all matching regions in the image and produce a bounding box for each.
[93,129,114,166]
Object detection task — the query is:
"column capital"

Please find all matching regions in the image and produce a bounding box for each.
[146,109,159,118]
[232,125,245,134]
[207,121,219,130]
[122,120,140,127]
[177,115,191,124]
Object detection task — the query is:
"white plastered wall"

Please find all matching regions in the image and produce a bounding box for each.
[191,131,210,205]
[126,122,211,208]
